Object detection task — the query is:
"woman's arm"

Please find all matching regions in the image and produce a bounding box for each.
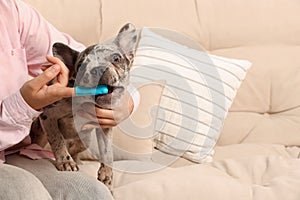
[0,0,79,151]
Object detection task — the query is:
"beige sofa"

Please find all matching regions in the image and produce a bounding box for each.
[23,0,300,199]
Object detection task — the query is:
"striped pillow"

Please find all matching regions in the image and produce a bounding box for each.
[130,28,251,163]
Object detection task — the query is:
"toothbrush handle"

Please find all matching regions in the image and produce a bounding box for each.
[75,85,108,96]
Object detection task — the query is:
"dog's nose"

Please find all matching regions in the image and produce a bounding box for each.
[83,76,89,84]
[91,67,107,76]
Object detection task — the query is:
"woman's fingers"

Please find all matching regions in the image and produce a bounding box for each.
[28,64,61,91]
[46,55,70,86]
[77,108,117,129]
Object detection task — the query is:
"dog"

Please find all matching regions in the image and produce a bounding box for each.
[30,23,138,191]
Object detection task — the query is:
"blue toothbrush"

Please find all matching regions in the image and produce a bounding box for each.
[75,85,109,96]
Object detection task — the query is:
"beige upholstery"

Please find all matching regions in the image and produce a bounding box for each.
[194,0,300,50]
[100,0,201,43]
[22,0,300,199]
[215,46,300,146]
[22,0,101,46]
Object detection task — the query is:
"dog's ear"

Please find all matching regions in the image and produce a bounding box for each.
[52,42,79,77]
[114,23,138,62]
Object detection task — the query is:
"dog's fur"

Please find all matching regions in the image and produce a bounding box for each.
[30,23,138,191]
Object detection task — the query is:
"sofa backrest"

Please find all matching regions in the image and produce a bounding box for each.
[101,0,300,50]
[23,0,102,46]
[194,0,300,50]
[193,0,300,145]
[100,0,201,44]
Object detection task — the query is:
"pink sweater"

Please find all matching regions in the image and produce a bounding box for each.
[0,0,85,161]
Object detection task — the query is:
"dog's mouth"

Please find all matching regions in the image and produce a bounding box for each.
[94,85,125,108]
[95,85,125,97]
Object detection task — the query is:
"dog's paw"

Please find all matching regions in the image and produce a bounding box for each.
[54,155,79,171]
[97,163,113,191]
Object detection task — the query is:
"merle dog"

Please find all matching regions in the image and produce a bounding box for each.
[30,23,138,191]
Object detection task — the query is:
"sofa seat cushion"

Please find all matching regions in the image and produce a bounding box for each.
[106,155,300,200]
[209,45,300,146]
[209,156,300,199]
[78,144,300,200]
[112,161,251,200]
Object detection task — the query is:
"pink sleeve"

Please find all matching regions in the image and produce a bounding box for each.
[16,0,86,77]
[0,91,41,151]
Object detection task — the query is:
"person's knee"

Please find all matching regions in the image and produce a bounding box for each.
[5,155,112,199]
[0,164,52,200]
[45,172,114,200]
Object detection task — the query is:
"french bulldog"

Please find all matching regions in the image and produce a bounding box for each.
[30,23,138,192]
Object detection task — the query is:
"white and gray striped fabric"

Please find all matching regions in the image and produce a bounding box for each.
[130,28,252,163]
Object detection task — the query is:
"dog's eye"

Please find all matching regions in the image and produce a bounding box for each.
[112,54,122,63]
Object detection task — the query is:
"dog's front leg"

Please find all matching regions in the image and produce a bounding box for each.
[96,128,113,191]
[39,113,78,171]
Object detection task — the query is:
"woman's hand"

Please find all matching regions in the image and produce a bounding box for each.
[20,55,74,110]
[78,91,134,129]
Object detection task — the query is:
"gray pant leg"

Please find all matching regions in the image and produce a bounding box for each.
[0,164,52,200]
[6,154,113,200]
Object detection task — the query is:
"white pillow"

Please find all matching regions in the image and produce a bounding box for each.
[130,28,252,163]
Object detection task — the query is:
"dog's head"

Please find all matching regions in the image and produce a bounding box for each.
[52,23,138,108]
